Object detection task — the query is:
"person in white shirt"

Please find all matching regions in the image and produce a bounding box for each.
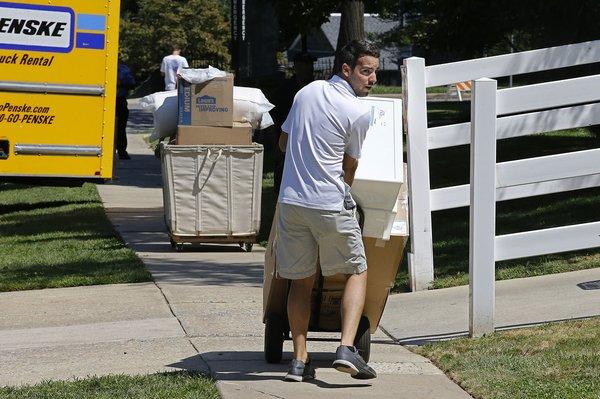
[277,40,380,382]
[160,45,189,90]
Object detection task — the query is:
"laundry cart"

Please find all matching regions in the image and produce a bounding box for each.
[160,143,263,251]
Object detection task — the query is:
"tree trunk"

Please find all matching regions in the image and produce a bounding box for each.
[333,0,365,73]
[301,33,308,54]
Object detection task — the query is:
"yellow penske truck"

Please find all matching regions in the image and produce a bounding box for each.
[0,0,120,183]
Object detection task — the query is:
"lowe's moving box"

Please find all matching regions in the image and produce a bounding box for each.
[176,122,252,145]
[178,74,234,127]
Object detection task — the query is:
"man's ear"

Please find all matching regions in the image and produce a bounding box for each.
[341,63,352,78]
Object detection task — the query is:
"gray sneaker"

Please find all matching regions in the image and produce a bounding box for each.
[284,358,315,382]
[332,345,377,379]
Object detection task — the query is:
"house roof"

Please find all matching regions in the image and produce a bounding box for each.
[287,13,404,70]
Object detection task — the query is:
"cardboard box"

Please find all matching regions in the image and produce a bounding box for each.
[263,194,409,334]
[309,272,347,331]
[178,73,234,127]
[263,206,288,322]
[363,235,408,333]
[176,123,252,145]
[390,164,409,236]
[311,289,343,331]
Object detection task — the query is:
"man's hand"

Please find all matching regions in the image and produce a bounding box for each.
[343,153,359,186]
[279,131,288,152]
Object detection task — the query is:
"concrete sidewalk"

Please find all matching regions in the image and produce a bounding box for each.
[0,283,209,385]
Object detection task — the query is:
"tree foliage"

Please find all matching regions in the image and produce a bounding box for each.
[270,0,340,49]
[267,0,600,68]
[119,0,230,79]
[373,0,600,61]
[333,1,365,71]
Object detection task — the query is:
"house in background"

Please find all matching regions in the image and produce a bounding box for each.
[286,13,411,85]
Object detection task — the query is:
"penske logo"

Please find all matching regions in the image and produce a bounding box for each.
[0,18,68,36]
[0,2,74,53]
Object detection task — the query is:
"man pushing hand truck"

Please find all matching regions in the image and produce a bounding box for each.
[274,40,380,382]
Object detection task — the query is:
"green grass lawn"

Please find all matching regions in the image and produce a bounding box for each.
[0,182,151,292]
[413,317,600,399]
[371,85,402,95]
[370,85,449,95]
[0,372,219,399]
[391,102,600,291]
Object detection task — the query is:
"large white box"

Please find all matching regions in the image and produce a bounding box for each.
[161,144,263,237]
[352,97,404,239]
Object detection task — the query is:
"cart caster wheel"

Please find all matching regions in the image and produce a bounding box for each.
[170,240,183,251]
[354,315,371,363]
[244,243,253,252]
[264,315,285,363]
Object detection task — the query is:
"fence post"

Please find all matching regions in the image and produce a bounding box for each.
[469,78,497,337]
[402,57,434,291]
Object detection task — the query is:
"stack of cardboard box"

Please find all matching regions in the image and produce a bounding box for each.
[175,73,253,145]
[263,173,410,334]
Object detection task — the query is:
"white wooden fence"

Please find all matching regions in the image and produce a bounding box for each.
[468,76,600,336]
[402,40,600,292]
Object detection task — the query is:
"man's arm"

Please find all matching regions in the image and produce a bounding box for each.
[342,153,359,186]
[160,58,166,76]
[343,110,370,186]
[279,131,288,152]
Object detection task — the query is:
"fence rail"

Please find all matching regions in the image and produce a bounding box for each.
[425,40,600,87]
[430,174,600,212]
[495,221,600,261]
[497,74,600,114]
[428,102,600,149]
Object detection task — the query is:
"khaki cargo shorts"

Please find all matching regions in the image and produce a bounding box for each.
[275,203,367,279]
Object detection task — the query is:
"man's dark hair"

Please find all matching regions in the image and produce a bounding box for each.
[335,40,380,72]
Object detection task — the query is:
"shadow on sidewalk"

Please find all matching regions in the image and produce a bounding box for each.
[127,108,154,131]
[144,258,264,286]
[168,351,374,389]
[109,154,162,189]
